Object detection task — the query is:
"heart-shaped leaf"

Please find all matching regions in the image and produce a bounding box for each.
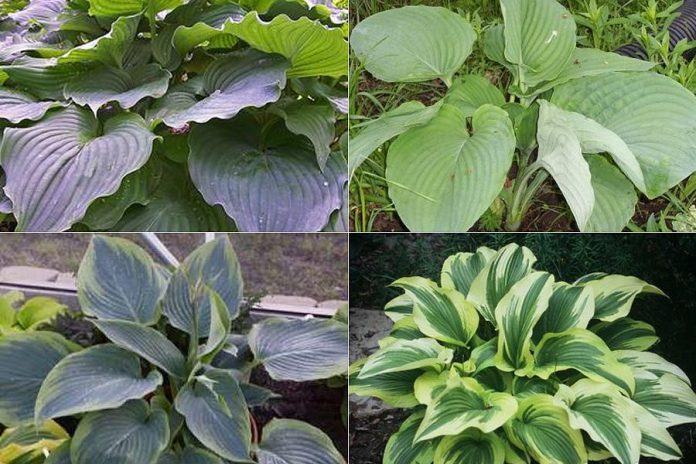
[0,106,156,231]
[256,419,345,464]
[35,344,163,422]
[272,101,336,170]
[351,5,475,85]
[71,399,169,464]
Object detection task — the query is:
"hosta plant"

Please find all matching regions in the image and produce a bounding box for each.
[0,235,348,463]
[349,0,696,232]
[0,291,67,335]
[0,0,348,232]
[349,243,696,464]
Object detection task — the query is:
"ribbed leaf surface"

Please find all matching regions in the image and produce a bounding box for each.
[92,320,186,378]
[348,101,440,179]
[591,318,659,352]
[35,344,163,422]
[467,243,537,325]
[174,374,250,462]
[392,277,478,347]
[555,380,640,464]
[505,394,587,464]
[257,419,345,464]
[0,333,76,426]
[551,72,696,198]
[615,350,689,385]
[382,411,435,464]
[71,400,169,464]
[0,58,87,100]
[500,0,575,89]
[65,64,171,114]
[188,118,346,232]
[0,106,156,231]
[0,88,66,123]
[351,5,474,84]
[249,317,347,381]
[440,247,495,296]
[273,101,335,170]
[630,401,683,461]
[348,359,420,408]
[585,155,638,232]
[434,429,505,464]
[386,103,515,231]
[162,237,243,337]
[632,374,696,427]
[416,376,518,440]
[532,282,594,343]
[577,273,665,321]
[162,50,288,128]
[530,327,635,394]
[157,447,223,464]
[77,236,168,324]
[357,338,452,379]
[225,12,347,78]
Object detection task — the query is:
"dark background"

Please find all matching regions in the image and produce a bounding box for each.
[350,233,696,463]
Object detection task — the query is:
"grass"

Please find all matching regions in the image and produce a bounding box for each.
[349,0,687,232]
[0,233,348,301]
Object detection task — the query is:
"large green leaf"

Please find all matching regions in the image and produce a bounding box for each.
[357,338,453,379]
[71,399,169,464]
[188,117,346,232]
[157,447,223,464]
[591,318,659,351]
[532,48,654,95]
[0,58,88,101]
[58,14,141,68]
[415,375,518,441]
[504,394,587,464]
[550,72,696,198]
[467,243,537,324]
[110,158,235,231]
[198,290,231,363]
[444,76,506,115]
[161,50,288,128]
[64,64,171,114]
[383,411,436,464]
[170,4,245,55]
[92,320,186,378]
[386,103,515,231]
[249,317,347,381]
[174,373,251,462]
[348,101,441,179]
[494,271,554,372]
[0,333,76,426]
[392,277,478,347]
[532,282,594,343]
[500,0,575,90]
[272,101,335,170]
[224,12,347,78]
[536,100,644,231]
[632,374,696,427]
[77,236,168,324]
[88,0,184,17]
[629,401,683,461]
[440,247,495,296]
[576,273,665,321]
[351,5,474,85]
[0,88,66,124]
[0,106,156,231]
[615,350,690,385]
[348,359,420,408]
[35,344,163,422]
[162,237,243,337]
[554,380,640,464]
[256,419,345,464]
[15,297,67,330]
[528,327,635,394]
[585,155,638,232]
[434,429,505,464]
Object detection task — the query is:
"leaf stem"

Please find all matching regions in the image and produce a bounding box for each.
[505,160,545,231]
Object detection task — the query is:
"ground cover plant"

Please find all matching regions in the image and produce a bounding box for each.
[349,242,696,463]
[0,235,349,463]
[0,0,348,232]
[349,0,696,232]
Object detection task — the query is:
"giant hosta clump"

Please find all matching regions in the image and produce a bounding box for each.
[349,0,696,232]
[0,0,348,232]
[0,235,348,463]
[350,243,696,464]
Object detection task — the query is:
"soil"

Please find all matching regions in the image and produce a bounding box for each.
[250,367,348,459]
[349,409,410,464]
